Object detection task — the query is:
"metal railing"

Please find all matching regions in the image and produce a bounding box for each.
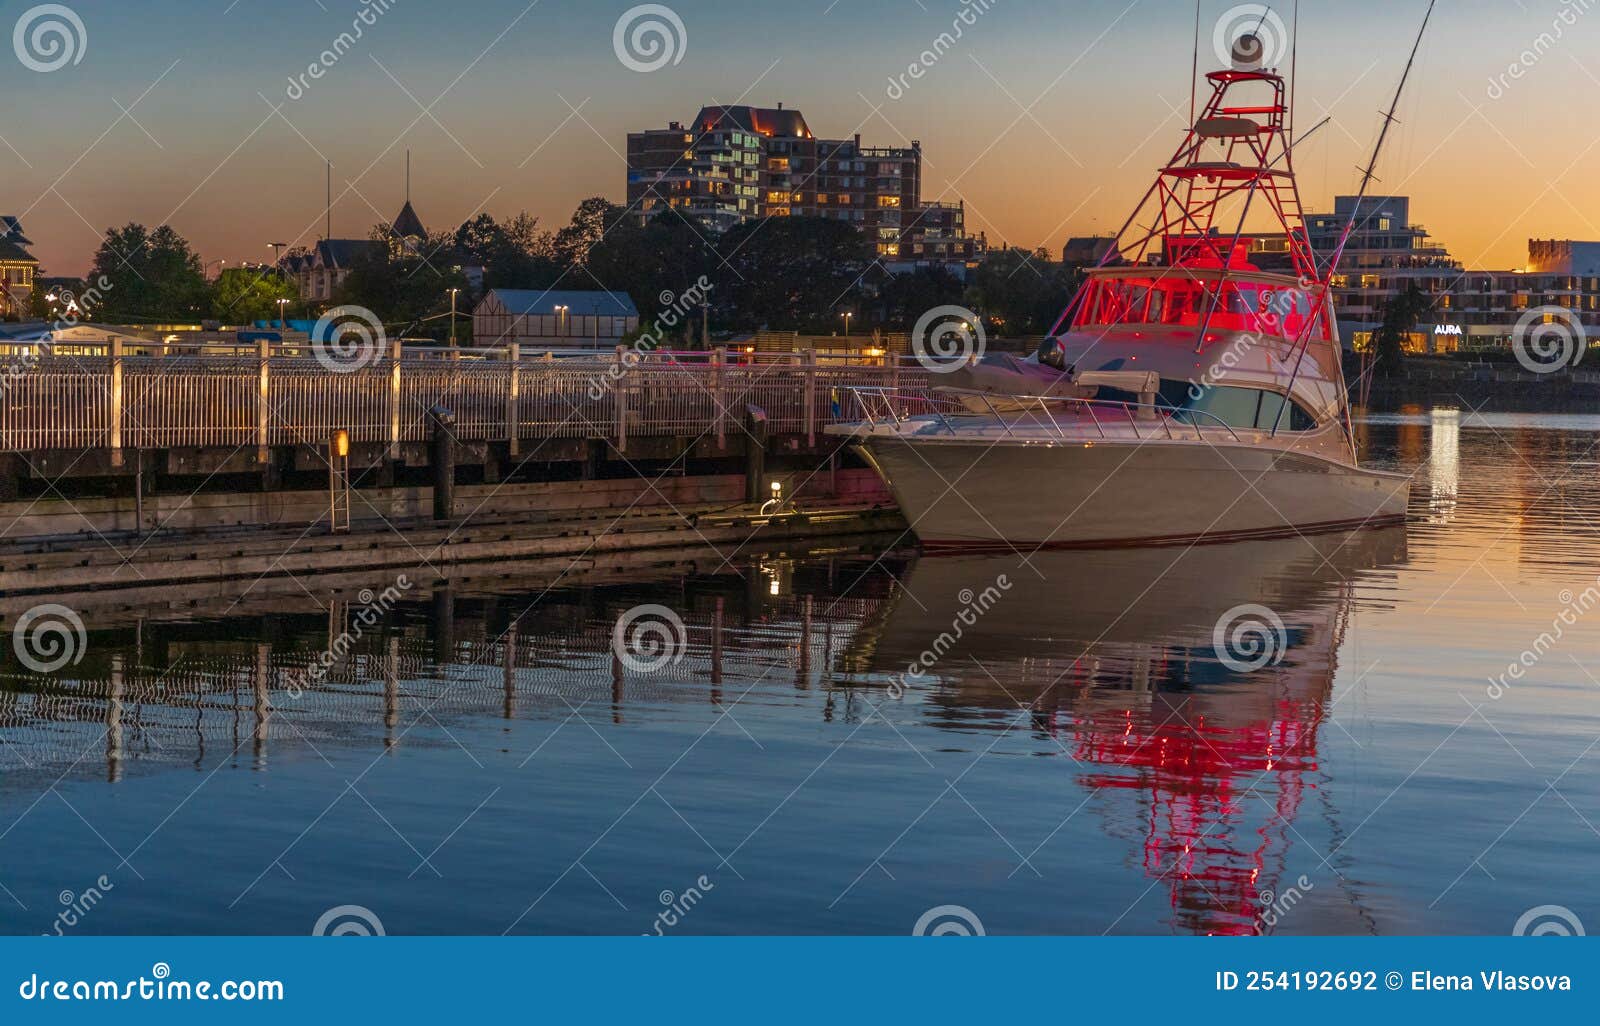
[841,386,1244,443]
[0,342,937,461]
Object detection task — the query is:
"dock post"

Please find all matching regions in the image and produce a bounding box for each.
[803,349,817,448]
[109,337,125,468]
[255,338,270,464]
[614,344,629,455]
[429,405,456,521]
[743,405,769,505]
[388,339,402,461]
[506,343,521,458]
[713,346,727,451]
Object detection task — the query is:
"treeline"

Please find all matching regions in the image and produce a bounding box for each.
[37,200,1085,341]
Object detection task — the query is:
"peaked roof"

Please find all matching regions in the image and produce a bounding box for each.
[0,216,36,264]
[484,289,638,318]
[392,201,426,240]
[317,238,384,268]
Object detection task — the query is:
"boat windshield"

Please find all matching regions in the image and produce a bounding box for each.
[1073,275,1325,340]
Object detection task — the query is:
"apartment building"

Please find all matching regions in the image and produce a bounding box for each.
[627,104,982,268]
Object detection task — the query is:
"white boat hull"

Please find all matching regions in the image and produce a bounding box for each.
[856,437,1410,549]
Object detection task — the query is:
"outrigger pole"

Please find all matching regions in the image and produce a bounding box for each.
[1271,0,1439,442]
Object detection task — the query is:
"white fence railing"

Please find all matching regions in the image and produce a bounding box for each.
[0,343,937,462]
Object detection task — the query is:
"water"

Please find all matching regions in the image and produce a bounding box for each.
[3,407,1599,936]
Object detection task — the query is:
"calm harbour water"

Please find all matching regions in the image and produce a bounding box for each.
[3,406,1599,936]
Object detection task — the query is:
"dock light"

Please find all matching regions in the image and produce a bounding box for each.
[770,481,783,497]
[335,430,350,458]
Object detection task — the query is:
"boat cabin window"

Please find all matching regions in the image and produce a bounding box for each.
[1167,384,1319,432]
[1074,276,1320,339]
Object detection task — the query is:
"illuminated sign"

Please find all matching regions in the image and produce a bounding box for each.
[1434,324,1463,336]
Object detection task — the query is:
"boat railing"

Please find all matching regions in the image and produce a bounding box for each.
[841,387,1243,444]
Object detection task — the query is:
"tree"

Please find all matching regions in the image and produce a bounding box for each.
[90,224,211,321]
[553,197,630,267]
[717,216,873,332]
[876,266,967,329]
[454,212,561,292]
[1372,283,1433,377]
[966,249,1081,335]
[211,267,298,323]
[333,225,468,342]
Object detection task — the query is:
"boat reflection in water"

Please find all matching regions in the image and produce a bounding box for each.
[853,528,1408,935]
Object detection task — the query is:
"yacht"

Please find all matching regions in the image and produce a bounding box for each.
[828,32,1420,550]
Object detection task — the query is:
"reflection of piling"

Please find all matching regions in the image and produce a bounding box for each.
[107,655,124,784]
[503,620,519,720]
[432,586,454,665]
[797,595,812,688]
[384,635,400,749]
[711,596,724,696]
[253,643,270,769]
[611,648,625,723]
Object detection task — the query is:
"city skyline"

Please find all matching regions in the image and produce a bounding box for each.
[1,0,1589,276]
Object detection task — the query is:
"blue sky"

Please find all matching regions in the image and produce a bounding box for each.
[0,0,1586,274]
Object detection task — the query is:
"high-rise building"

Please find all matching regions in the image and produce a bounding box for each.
[627,104,982,268]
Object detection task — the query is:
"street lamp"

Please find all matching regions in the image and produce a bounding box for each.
[449,288,460,348]
[841,311,853,339]
[554,304,569,339]
[276,297,290,330]
[268,242,288,266]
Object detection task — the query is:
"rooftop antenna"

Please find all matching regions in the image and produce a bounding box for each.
[325,160,332,240]
[405,150,411,205]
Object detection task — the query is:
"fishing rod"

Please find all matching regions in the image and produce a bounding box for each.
[1270,0,1439,445]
